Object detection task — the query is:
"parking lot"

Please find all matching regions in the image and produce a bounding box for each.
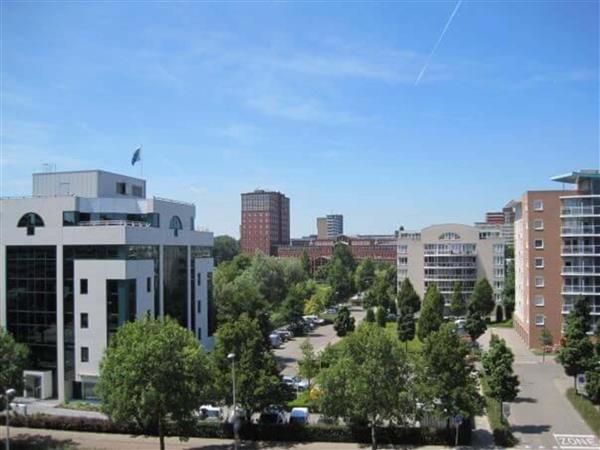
[273,305,366,376]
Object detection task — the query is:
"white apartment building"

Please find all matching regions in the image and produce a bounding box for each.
[397,224,505,316]
[1,170,215,401]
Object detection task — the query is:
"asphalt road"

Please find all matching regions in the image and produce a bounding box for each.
[273,306,366,376]
[480,328,599,450]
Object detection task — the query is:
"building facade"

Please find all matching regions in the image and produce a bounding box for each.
[316,214,344,239]
[513,170,600,348]
[277,234,397,271]
[397,224,505,314]
[240,190,290,256]
[1,170,215,401]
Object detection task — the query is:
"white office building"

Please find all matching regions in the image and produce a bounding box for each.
[0,170,215,401]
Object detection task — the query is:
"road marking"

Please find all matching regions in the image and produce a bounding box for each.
[554,434,600,450]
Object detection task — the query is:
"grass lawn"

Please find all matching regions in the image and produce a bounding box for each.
[383,322,423,353]
[58,400,102,412]
[490,318,513,328]
[566,388,600,437]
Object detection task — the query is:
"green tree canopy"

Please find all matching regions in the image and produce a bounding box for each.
[502,260,515,318]
[328,258,354,303]
[397,305,416,352]
[213,235,239,266]
[417,285,445,341]
[299,340,319,388]
[300,250,311,275]
[355,258,376,292]
[96,317,213,450]
[469,278,495,317]
[419,323,484,421]
[334,306,356,337]
[449,281,465,317]
[482,335,520,413]
[397,278,420,312]
[332,243,356,272]
[248,253,288,306]
[465,310,487,342]
[365,308,375,323]
[318,323,414,450]
[212,314,286,415]
[376,306,387,327]
[0,329,28,395]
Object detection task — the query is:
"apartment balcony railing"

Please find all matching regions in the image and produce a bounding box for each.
[562,245,600,255]
[562,266,600,275]
[562,285,600,295]
[561,226,600,236]
[78,220,151,228]
[561,206,600,217]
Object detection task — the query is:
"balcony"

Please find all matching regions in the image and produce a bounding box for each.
[561,206,600,217]
[562,285,600,295]
[561,225,600,236]
[562,245,600,255]
[562,266,600,276]
[79,220,151,228]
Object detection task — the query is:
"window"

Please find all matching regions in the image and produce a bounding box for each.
[18,212,44,236]
[116,182,126,195]
[169,216,183,237]
[439,232,461,240]
[534,239,544,249]
[147,277,152,293]
[535,257,544,268]
[197,272,202,286]
[190,217,194,231]
[80,279,88,294]
[132,185,143,197]
[533,200,544,211]
[197,300,202,313]
[81,347,89,362]
[398,245,408,254]
[535,315,545,326]
[81,313,89,328]
[534,295,545,306]
[533,219,544,230]
[535,276,545,288]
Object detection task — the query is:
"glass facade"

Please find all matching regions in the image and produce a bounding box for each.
[6,246,58,394]
[106,279,136,341]
[63,211,159,227]
[163,246,188,327]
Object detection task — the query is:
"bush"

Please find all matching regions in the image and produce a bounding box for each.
[480,376,518,447]
[9,413,473,445]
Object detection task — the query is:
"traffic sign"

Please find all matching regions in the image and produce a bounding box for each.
[454,414,464,425]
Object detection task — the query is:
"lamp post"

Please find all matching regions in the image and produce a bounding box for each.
[4,388,17,450]
[227,353,236,409]
[227,353,238,450]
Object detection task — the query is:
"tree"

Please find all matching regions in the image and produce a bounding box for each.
[376,307,387,327]
[319,324,413,450]
[557,298,595,390]
[96,317,213,450]
[355,258,376,292]
[465,309,487,342]
[299,340,319,388]
[334,306,356,337]
[397,278,420,312]
[365,308,375,323]
[328,258,354,303]
[305,285,332,315]
[585,326,600,403]
[388,300,397,316]
[482,335,520,414]
[449,282,465,317]
[397,306,416,352]
[417,285,444,341]
[279,282,307,324]
[469,278,495,317]
[212,314,286,415]
[502,260,515,318]
[300,250,311,275]
[213,235,239,266]
[539,327,553,363]
[332,242,356,272]
[0,329,28,396]
[419,323,484,424]
[248,254,288,306]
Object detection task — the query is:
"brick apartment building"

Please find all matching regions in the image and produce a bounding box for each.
[514,170,600,348]
[240,190,290,256]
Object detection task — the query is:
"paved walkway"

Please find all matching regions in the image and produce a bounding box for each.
[479,327,599,450]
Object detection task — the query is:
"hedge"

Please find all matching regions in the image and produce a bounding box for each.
[9,413,472,445]
[480,375,518,447]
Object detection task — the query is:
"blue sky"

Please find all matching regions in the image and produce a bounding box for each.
[1,1,598,237]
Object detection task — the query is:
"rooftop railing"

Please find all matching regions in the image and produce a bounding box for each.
[78,220,151,228]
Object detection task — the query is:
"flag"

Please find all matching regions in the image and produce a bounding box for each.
[131,147,141,166]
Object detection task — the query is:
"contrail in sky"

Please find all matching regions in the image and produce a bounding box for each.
[414,0,463,86]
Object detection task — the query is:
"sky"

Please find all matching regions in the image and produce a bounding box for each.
[1,1,598,238]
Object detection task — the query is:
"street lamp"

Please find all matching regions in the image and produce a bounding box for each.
[227,353,238,450]
[227,353,236,409]
[4,388,17,450]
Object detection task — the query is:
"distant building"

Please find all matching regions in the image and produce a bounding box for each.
[486,211,505,225]
[1,170,215,402]
[514,170,600,349]
[482,203,516,247]
[397,224,505,316]
[240,190,290,256]
[317,214,343,239]
[277,234,396,271]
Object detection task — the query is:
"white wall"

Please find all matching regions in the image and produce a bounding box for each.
[194,257,214,350]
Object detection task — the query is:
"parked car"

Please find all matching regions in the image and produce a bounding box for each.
[296,378,310,392]
[275,329,292,341]
[287,321,308,336]
[282,375,297,387]
[303,315,325,325]
[269,333,283,348]
[289,407,309,425]
[326,307,338,314]
[198,405,223,422]
[454,318,467,329]
[259,405,287,425]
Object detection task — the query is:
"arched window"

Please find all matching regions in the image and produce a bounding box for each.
[18,212,45,236]
[170,215,183,237]
[439,232,461,241]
